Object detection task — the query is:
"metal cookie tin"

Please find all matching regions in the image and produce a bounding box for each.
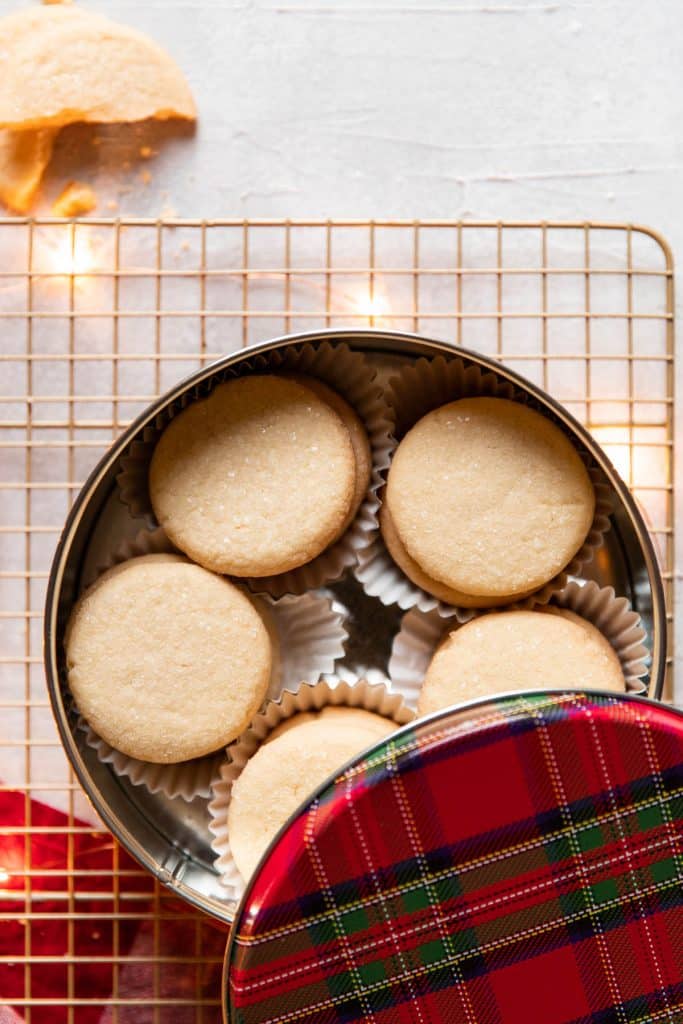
[223,690,683,1023]
[43,329,667,923]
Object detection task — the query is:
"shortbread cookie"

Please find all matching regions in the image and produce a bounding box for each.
[0,128,56,212]
[150,375,360,577]
[385,397,595,601]
[263,712,317,742]
[266,705,395,744]
[229,718,385,880]
[319,706,396,738]
[0,4,195,129]
[52,182,97,217]
[66,555,273,763]
[417,609,625,716]
[380,503,518,608]
[246,594,282,689]
[287,374,372,531]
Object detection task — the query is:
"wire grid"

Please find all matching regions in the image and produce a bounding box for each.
[0,218,675,1021]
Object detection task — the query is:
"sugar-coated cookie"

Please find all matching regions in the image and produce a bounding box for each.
[266,705,395,744]
[417,609,625,716]
[229,718,385,880]
[385,397,595,601]
[149,375,360,577]
[0,4,195,129]
[286,374,372,532]
[66,555,273,763]
[380,504,518,608]
[318,706,396,738]
[263,712,317,743]
[246,593,282,689]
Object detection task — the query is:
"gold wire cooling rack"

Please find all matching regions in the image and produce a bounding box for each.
[0,218,675,1021]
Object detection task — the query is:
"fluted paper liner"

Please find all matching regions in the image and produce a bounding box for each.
[208,676,415,901]
[76,528,348,801]
[116,342,393,597]
[355,354,612,617]
[388,580,649,710]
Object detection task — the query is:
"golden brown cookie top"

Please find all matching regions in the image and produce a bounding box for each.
[66,555,272,763]
[150,375,358,577]
[380,502,514,608]
[266,705,395,744]
[0,4,196,129]
[418,609,625,716]
[228,718,385,880]
[386,397,595,598]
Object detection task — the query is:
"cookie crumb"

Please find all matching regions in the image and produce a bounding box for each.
[0,129,56,213]
[52,182,97,217]
[139,145,153,159]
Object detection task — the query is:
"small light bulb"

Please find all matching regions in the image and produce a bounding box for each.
[0,868,10,883]
[354,290,390,321]
[48,234,96,278]
[591,426,632,485]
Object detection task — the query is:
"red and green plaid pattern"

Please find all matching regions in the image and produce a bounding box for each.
[226,692,683,1023]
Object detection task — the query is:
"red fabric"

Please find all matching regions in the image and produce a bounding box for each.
[0,791,227,1023]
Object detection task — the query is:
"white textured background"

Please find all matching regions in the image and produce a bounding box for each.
[4,0,682,693]
[36,0,683,227]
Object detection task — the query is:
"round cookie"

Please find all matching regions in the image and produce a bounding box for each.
[149,375,358,577]
[266,706,395,744]
[0,4,196,129]
[263,712,317,743]
[246,593,282,689]
[229,718,385,880]
[417,609,625,717]
[386,397,595,600]
[66,554,273,763]
[286,374,372,533]
[380,503,523,608]
[319,706,396,738]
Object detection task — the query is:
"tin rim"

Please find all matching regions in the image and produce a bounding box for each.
[220,686,683,1022]
[43,328,668,923]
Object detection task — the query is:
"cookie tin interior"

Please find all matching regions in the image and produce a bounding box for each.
[224,690,683,1024]
[43,330,667,922]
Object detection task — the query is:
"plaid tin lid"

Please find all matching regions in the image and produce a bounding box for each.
[224,691,683,1024]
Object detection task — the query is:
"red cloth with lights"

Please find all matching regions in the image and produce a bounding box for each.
[0,793,226,1023]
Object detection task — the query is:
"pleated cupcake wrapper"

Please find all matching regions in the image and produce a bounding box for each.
[115,341,393,597]
[388,579,649,710]
[77,527,349,801]
[355,354,612,618]
[207,676,415,904]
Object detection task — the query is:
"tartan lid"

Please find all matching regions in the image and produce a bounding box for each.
[224,691,683,1024]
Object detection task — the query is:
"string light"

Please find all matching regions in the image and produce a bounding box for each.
[590,426,632,485]
[351,288,391,322]
[241,272,394,323]
[45,232,97,278]
[0,868,10,883]
[35,245,395,318]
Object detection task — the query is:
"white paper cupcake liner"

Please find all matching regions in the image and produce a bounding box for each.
[388,579,649,710]
[208,676,415,902]
[115,341,393,597]
[355,354,612,618]
[76,528,348,801]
